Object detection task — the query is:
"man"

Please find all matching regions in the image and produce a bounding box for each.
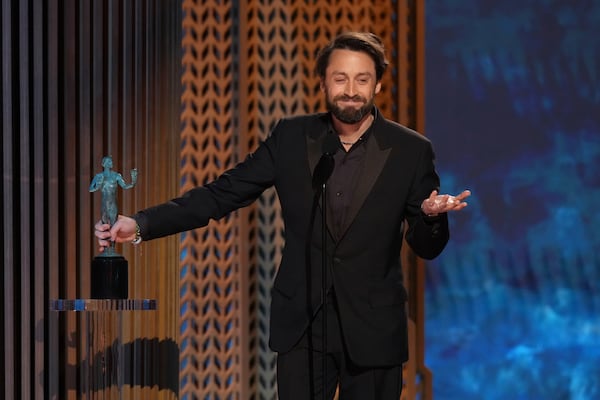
[95,32,470,399]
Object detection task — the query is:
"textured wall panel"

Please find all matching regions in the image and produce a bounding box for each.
[180,1,246,398]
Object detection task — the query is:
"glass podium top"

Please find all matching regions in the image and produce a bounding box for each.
[50,299,157,312]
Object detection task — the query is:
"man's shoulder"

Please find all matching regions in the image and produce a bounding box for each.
[269,113,329,141]
[378,117,428,140]
[277,112,328,127]
[376,116,431,146]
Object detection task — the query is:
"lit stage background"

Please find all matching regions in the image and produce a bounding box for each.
[424,1,600,398]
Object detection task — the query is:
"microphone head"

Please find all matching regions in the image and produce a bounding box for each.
[312,135,338,191]
[312,155,335,192]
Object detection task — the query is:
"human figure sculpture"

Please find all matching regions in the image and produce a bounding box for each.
[89,156,137,255]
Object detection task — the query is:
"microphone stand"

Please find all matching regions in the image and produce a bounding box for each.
[319,180,328,400]
[309,147,335,400]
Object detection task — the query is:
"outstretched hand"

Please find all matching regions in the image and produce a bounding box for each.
[94,215,138,253]
[421,189,471,216]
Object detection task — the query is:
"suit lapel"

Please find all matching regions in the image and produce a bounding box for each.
[307,127,332,232]
[306,132,323,178]
[339,133,391,241]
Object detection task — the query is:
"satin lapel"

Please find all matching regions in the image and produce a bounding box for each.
[306,130,338,242]
[340,134,391,240]
[306,133,323,176]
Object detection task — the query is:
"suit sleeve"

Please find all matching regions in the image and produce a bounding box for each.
[403,140,449,260]
[134,122,283,241]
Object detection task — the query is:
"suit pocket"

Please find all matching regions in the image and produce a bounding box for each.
[368,281,407,308]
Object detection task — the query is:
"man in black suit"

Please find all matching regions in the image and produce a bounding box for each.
[95,31,470,399]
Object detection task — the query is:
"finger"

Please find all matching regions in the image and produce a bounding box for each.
[446,190,471,206]
[95,220,110,231]
[435,194,450,208]
[452,201,468,209]
[109,222,122,242]
[455,190,471,201]
[97,239,112,249]
[428,190,438,201]
[95,230,112,240]
[110,219,134,243]
[448,201,468,212]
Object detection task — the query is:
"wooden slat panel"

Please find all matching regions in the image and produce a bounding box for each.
[180,1,243,397]
[60,4,80,396]
[1,0,182,398]
[46,0,62,397]
[32,0,47,397]
[18,0,32,398]
[2,1,17,399]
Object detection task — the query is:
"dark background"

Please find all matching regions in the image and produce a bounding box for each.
[425,1,600,398]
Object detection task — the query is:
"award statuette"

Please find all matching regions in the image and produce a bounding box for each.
[89,156,138,299]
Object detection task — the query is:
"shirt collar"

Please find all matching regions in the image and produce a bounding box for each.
[326,106,378,149]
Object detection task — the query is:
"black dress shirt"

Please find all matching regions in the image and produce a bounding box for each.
[326,124,373,242]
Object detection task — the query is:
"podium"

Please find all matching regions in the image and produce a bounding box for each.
[50,299,157,399]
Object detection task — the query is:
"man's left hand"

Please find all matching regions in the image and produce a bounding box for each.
[421,189,471,216]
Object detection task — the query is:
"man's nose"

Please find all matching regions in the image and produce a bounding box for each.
[344,81,357,96]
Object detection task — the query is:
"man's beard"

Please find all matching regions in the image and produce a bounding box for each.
[326,94,374,124]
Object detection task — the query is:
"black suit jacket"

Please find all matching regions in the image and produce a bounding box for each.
[136,108,449,367]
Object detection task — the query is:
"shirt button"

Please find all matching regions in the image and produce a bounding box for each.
[336,192,342,197]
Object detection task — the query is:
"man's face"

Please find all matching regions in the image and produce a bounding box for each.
[321,49,381,124]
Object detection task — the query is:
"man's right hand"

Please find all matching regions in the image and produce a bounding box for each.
[94,215,137,252]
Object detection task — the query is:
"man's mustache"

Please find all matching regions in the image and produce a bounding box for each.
[334,95,366,102]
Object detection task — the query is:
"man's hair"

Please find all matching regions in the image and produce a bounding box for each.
[315,32,389,82]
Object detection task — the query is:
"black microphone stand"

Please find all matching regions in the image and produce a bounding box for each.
[319,179,328,400]
[308,145,335,400]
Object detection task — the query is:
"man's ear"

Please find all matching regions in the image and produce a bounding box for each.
[319,78,326,93]
[375,81,382,94]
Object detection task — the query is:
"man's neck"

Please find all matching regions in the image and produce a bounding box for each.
[332,113,374,140]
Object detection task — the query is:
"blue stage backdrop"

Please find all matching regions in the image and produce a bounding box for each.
[424,1,600,399]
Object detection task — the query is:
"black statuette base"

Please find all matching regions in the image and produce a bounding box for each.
[91,256,128,299]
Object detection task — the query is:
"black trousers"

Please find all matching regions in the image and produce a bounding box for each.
[276,292,403,400]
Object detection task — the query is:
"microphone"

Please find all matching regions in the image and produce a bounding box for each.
[312,134,338,192]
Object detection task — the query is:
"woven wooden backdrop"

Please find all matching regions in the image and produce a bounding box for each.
[180,1,429,399]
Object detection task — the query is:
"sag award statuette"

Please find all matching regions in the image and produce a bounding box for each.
[89,156,138,299]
